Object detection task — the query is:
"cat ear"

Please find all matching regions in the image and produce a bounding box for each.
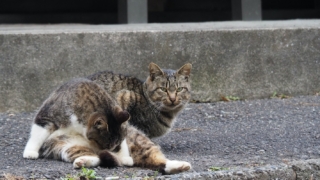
[94,117,107,130]
[117,110,130,124]
[177,63,192,76]
[94,119,102,127]
[113,105,130,124]
[149,62,164,81]
[89,112,106,129]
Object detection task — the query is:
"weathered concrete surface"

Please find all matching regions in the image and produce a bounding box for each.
[1,20,320,112]
[292,159,320,180]
[159,159,320,180]
[158,165,296,180]
[1,95,320,179]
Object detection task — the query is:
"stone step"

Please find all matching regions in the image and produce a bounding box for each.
[0,20,320,112]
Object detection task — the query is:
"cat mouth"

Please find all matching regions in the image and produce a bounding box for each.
[163,103,182,110]
[165,103,176,107]
[168,101,180,106]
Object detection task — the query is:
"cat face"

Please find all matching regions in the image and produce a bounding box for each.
[86,106,130,151]
[144,63,192,111]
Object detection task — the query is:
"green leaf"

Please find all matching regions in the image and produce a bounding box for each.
[208,166,228,171]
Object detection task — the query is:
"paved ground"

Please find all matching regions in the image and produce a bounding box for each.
[0,95,320,179]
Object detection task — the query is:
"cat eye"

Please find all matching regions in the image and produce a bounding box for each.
[176,87,184,92]
[159,87,167,92]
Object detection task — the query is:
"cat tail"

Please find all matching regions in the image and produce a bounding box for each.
[99,147,134,168]
[98,150,121,168]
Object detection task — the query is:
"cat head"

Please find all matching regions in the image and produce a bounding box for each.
[86,106,130,151]
[144,62,192,111]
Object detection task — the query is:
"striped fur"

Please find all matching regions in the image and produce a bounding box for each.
[88,63,192,138]
[24,63,192,174]
[126,126,191,174]
[87,63,192,174]
[24,78,131,168]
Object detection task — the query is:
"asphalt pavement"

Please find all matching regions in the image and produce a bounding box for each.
[0,95,319,179]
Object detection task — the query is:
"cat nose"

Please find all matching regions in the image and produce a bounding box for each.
[168,92,176,103]
[169,96,176,103]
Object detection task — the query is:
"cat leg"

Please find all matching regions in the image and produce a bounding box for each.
[61,145,100,169]
[164,160,192,174]
[40,135,101,168]
[23,124,51,159]
[114,138,133,166]
[73,156,100,169]
[127,126,191,174]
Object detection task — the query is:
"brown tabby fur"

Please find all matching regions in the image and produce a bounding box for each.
[87,63,192,173]
[25,78,130,168]
[24,63,192,174]
[126,126,166,170]
[36,78,129,150]
[88,62,192,138]
[39,112,126,167]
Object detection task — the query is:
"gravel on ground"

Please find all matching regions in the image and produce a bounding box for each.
[0,95,319,179]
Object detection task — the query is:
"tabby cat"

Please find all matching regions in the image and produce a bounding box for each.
[87,62,192,174]
[23,78,133,168]
[88,62,192,138]
[24,63,192,174]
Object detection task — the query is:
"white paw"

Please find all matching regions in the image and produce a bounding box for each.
[73,156,100,169]
[120,156,134,166]
[23,150,39,159]
[164,160,191,174]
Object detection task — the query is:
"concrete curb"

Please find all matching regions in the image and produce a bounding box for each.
[1,20,320,112]
[153,159,319,180]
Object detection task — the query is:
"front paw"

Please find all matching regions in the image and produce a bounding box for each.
[164,160,191,174]
[121,156,134,166]
[73,156,100,169]
[23,150,39,159]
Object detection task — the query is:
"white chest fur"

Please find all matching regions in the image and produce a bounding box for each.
[49,114,87,139]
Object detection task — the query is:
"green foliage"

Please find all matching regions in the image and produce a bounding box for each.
[226,96,240,101]
[271,91,277,98]
[61,174,76,180]
[221,95,241,101]
[208,166,229,171]
[271,92,290,99]
[142,171,159,180]
[61,167,101,180]
[153,171,158,177]
[79,167,100,180]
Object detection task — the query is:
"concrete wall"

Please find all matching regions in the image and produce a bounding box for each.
[1,20,320,112]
